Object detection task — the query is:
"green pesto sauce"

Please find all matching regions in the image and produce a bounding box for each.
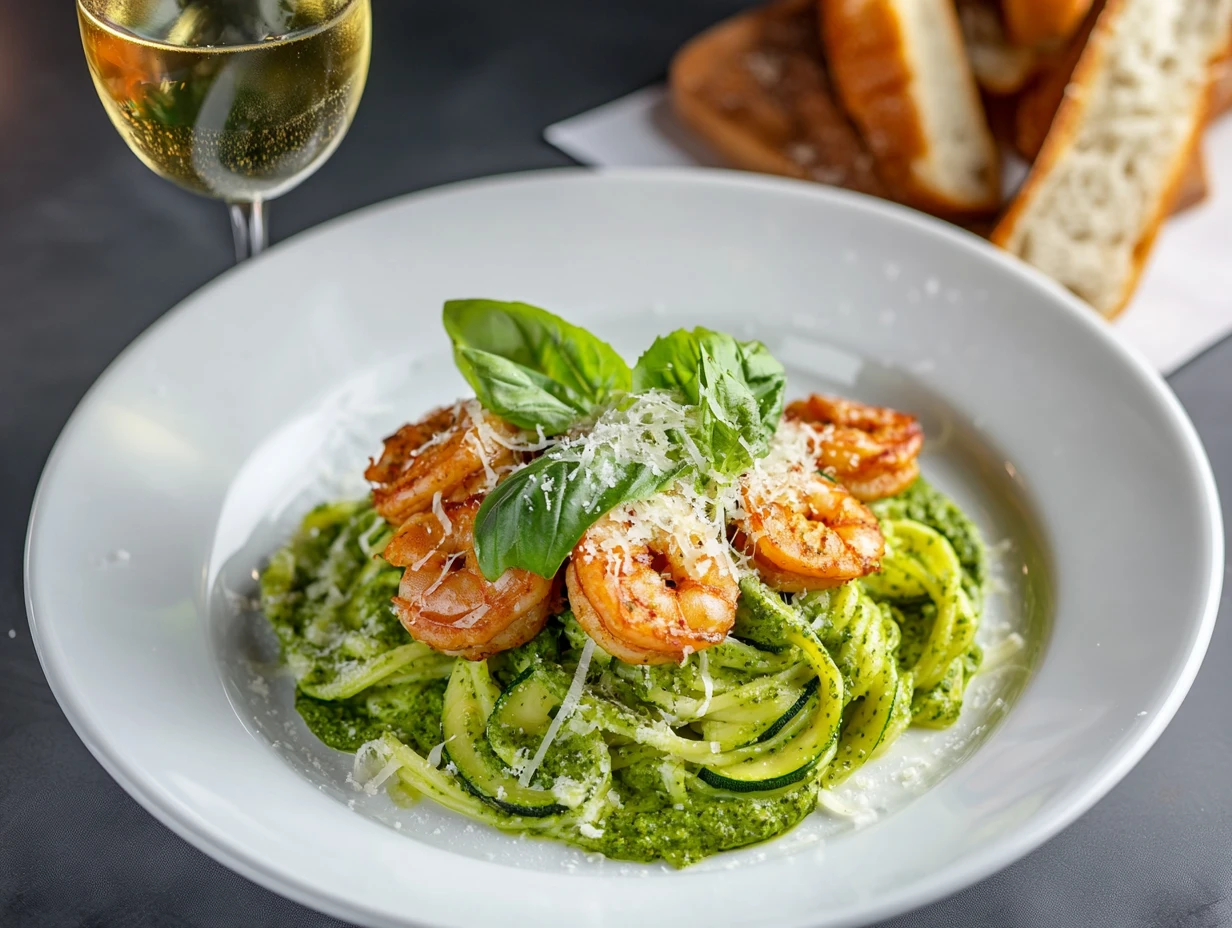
[296,680,446,755]
[261,500,447,753]
[260,500,408,691]
[578,762,819,868]
[869,478,987,725]
[871,477,986,604]
[263,478,987,867]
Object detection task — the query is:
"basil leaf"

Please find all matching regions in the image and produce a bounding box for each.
[631,329,705,400]
[633,328,785,474]
[737,339,786,439]
[697,341,763,475]
[473,454,683,579]
[444,300,631,433]
[453,346,585,434]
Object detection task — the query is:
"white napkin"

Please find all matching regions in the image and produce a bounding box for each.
[546,86,1232,375]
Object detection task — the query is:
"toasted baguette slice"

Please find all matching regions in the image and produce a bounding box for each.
[670,0,885,196]
[1003,0,1093,46]
[957,0,1040,94]
[1014,0,1209,215]
[1171,145,1210,213]
[992,0,1232,317]
[1013,0,1103,160]
[822,0,1001,216]
[1208,40,1232,118]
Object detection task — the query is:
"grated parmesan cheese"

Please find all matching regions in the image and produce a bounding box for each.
[357,517,386,558]
[980,632,1026,673]
[431,491,453,536]
[696,651,714,718]
[453,604,490,629]
[353,740,401,795]
[736,419,830,546]
[518,639,596,787]
[414,553,461,605]
[577,474,744,582]
[542,391,697,486]
[425,735,456,768]
[409,542,443,572]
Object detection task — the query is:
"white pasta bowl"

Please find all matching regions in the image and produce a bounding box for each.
[25,169,1222,928]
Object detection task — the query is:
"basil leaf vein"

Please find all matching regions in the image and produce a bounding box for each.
[633,327,785,475]
[473,454,684,579]
[444,299,631,434]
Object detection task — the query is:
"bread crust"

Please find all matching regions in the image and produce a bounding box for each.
[669,0,885,195]
[993,0,1223,317]
[1171,145,1209,214]
[822,0,1000,216]
[1108,98,1211,315]
[1014,0,1211,215]
[1002,0,1093,47]
[956,0,1040,95]
[1207,38,1232,118]
[1012,0,1104,160]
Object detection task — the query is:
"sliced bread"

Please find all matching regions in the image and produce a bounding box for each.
[992,0,1232,317]
[1012,0,1103,161]
[822,0,1001,216]
[670,0,885,195]
[1003,0,1093,47]
[1208,39,1232,117]
[957,0,1040,95]
[1171,143,1210,213]
[1014,0,1209,215]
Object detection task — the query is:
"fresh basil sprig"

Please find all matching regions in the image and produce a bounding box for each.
[473,453,685,580]
[633,328,785,475]
[444,299,631,434]
[446,307,788,580]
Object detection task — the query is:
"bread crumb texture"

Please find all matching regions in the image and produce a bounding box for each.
[997,0,1232,315]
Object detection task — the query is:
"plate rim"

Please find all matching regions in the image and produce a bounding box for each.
[24,166,1225,928]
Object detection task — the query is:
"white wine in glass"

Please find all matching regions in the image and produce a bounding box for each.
[78,0,372,260]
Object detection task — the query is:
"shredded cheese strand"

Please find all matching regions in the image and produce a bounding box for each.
[425,735,456,768]
[453,604,490,629]
[518,639,596,787]
[696,650,714,718]
[416,553,461,603]
[431,491,453,536]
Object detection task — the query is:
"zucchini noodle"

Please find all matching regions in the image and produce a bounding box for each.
[261,477,987,865]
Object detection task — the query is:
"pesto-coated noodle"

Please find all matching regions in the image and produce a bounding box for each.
[258,303,990,866]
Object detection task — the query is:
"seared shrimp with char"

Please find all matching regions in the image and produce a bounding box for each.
[366,400,523,525]
[567,495,740,665]
[785,394,923,501]
[384,497,558,660]
[735,420,885,591]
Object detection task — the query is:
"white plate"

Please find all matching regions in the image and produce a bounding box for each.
[25,169,1223,928]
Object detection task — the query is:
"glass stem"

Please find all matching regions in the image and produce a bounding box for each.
[229,199,268,262]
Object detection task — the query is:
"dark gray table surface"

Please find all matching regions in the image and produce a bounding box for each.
[3,2,1230,926]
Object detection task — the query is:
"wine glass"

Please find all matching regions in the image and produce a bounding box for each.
[78,0,372,261]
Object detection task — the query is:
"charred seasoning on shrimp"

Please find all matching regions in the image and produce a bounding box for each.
[384,496,559,660]
[785,394,923,501]
[567,487,740,665]
[365,400,527,526]
[734,420,885,591]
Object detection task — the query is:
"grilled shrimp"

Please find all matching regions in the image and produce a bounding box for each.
[567,505,740,665]
[785,394,923,501]
[365,401,522,525]
[738,463,884,592]
[385,497,557,660]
